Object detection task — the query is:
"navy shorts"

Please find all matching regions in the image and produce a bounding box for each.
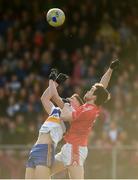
[26,144,55,168]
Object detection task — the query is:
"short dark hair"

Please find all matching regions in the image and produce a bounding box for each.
[93,85,109,106]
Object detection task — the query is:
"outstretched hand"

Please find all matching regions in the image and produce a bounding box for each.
[56,73,69,85]
[49,68,58,80]
[110,59,120,70]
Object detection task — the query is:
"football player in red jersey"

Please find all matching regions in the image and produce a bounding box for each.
[50,60,120,179]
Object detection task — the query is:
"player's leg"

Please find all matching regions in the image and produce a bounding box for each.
[67,144,88,179]
[51,144,68,176]
[26,143,54,179]
[51,143,73,177]
[68,165,84,179]
[25,147,35,179]
[35,165,51,179]
[25,167,35,179]
[51,159,65,176]
[34,143,54,178]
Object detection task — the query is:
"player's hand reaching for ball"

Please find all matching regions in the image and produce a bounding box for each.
[49,68,69,85]
[56,73,69,85]
[110,59,120,70]
[49,68,58,80]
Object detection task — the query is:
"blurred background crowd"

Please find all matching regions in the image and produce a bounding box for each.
[0,0,138,178]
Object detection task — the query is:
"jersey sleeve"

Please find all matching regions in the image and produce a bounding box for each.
[72,107,90,121]
[50,106,61,118]
[49,105,56,115]
[72,106,98,122]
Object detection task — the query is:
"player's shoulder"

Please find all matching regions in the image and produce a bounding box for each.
[80,103,100,113]
[81,103,95,110]
[54,106,61,111]
[50,106,61,116]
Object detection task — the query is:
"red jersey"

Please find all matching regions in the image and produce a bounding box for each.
[64,103,100,146]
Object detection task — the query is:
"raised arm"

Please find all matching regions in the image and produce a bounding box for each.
[100,59,120,89]
[99,68,113,89]
[40,81,54,115]
[49,81,73,122]
[40,69,58,115]
[49,79,64,109]
[49,73,69,109]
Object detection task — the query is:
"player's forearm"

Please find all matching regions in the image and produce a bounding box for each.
[41,87,51,101]
[100,68,113,89]
[41,80,55,101]
[40,80,58,113]
[40,86,53,114]
[41,80,58,105]
[52,95,64,109]
[49,80,64,109]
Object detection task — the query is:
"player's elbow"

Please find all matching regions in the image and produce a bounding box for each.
[40,95,45,103]
[101,83,108,89]
[41,93,48,102]
[40,95,49,107]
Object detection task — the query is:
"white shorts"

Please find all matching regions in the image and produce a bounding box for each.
[55,143,88,166]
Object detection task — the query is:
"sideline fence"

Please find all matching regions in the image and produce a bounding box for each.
[0,145,138,179]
